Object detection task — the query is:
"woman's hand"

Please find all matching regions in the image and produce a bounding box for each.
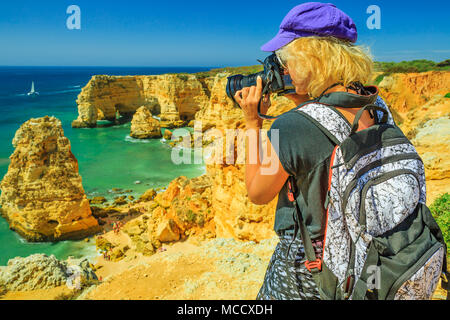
[234,76,271,127]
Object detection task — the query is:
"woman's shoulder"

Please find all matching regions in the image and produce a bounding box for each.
[267,103,336,177]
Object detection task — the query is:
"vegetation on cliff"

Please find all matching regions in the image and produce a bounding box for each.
[374,59,450,85]
[430,193,450,249]
[172,59,450,82]
[375,59,450,73]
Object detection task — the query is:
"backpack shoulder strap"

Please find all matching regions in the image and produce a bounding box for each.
[374,96,396,126]
[296,96,395,145]
[296,102,351,145]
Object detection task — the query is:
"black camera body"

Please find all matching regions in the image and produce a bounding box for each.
[226,53,296,105]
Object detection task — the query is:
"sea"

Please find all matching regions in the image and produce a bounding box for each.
[0,66,212,265]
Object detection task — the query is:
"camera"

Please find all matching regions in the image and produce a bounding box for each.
[226,53,296,106]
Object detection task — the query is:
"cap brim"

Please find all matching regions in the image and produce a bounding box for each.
[260,29,317,52]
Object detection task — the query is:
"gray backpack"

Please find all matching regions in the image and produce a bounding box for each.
[287,96,448,300]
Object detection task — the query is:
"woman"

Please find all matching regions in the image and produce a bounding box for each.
[233,2,384,300]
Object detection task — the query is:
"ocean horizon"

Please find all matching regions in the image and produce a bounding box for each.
[0,66,210,265]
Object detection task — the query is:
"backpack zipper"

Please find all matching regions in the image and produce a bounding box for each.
[340,153,422,215]
[358,169,421,228]
[345,137,411,170]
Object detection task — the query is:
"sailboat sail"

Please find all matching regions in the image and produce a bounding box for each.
[28,81,38,96]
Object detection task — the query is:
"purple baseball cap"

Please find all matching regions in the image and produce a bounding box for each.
[261,2,357,52]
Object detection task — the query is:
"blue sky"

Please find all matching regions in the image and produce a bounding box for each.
[0,0,448,66]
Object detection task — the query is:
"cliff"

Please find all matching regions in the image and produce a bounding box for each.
[0,116,101,241]
[378,71,450,202]
[72,72,295,131]
[378,71,450,114]
[72,74,210,128]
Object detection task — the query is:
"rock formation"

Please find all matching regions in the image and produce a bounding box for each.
[0,116,100,241]
[130,106,162,139]
[112,175,215,257]
[0,254,97,292]
[72,72,295,131]
[72,74,210,128]
[378,71,450,113]
[194,73,295,132]
[378,71,450,202]
[208,164,278,241]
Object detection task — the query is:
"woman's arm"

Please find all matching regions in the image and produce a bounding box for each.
[234,77,290,205]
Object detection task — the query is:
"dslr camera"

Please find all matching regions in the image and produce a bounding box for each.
[226,53,295,106]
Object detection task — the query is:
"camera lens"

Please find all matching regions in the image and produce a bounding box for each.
[226,72,264,106]
[226,74,243,104]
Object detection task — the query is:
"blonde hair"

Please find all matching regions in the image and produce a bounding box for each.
[276,36,373,98]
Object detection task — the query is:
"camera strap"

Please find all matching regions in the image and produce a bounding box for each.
[257,96,279,120]
[257,77,280,120]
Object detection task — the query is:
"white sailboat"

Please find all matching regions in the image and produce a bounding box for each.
[27,81,39,96]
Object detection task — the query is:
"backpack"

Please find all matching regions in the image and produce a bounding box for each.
[286,96,448,300]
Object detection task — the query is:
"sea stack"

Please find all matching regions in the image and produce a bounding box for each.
[0,116,100,242]
[130,106,162,139]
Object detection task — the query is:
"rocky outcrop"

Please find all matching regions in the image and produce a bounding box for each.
[207,164,277,241]
[0,116,100,242]
[378,71,450,202]
[72,72,295,131]
[0,254,97,292]
[130,106,162,139]
[72,74,210,128]
[194,73,295,132]
[116,175,215,257]
[378,71,450,114]
[411,117,450,180]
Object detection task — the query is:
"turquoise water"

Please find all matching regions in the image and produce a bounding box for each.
[0,67,210,265]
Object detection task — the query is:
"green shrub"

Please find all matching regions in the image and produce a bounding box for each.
[193,64,264,79]
[437,59,450,68]
[430,193,450,248]
[445,93,450,98]
[176,74,189,81]
[374,59,450,73]
[374,74,386,85]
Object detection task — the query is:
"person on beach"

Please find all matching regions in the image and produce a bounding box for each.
[233,3,398,300]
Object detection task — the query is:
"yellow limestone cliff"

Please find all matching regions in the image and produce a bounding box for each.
[72,74,210,128]
[72,72,295,242]
[378,71,450,201]
[0,116,100,242]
